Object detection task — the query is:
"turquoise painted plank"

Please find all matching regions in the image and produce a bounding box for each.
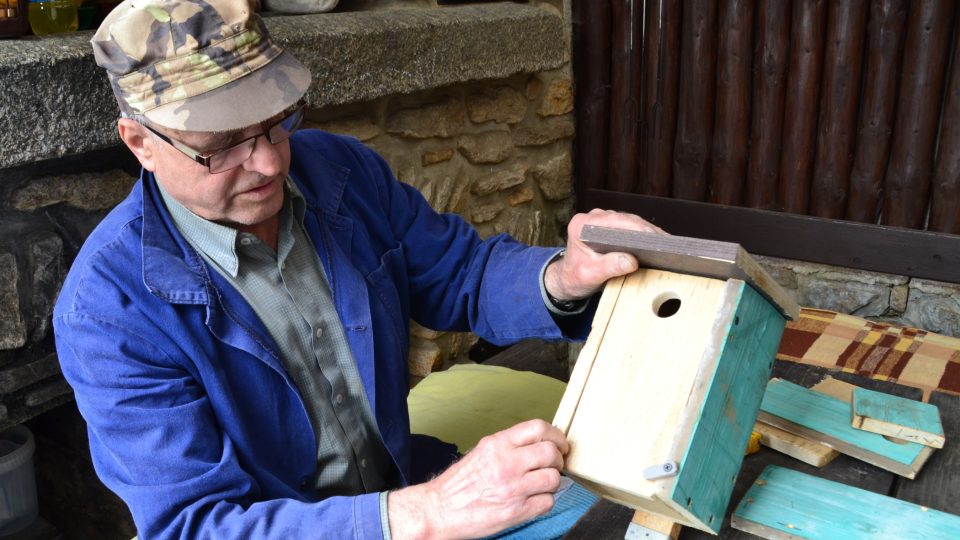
[761,378,927,466]
[733,465,960,539]
[852,386,944,443]
[671,282,786,533]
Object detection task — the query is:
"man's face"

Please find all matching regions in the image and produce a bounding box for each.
[146,118,292,230]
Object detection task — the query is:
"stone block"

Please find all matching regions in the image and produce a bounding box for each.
[314,116,381,141]
[386,98,466,139]
[410,321,444,340]
[526,76,544,100]
[457,131,515,164]
[408,338,443,377]
[421,148,456,166]
[27,233,64,343]
[25,378,73,407]
[529,153,572,201]
[537,79,573,117]
[471,201,506,224]
[796,275,892,318]
[890,285,910,313]
[507,185,535,206]
[0,253,26,350]
[511,116,574,147]
[0,353,61,394]
[902,279,960,337]
[471,165,527,196]
[11,170,136,211]
[466,86,527,125]
[0,4,564,169]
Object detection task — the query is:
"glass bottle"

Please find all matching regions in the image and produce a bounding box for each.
[28,0,77,35]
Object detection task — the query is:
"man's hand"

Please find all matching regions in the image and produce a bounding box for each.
[544,209,665,301]
[388,419,568,539]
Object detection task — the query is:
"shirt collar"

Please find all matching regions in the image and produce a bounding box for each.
[157,178,308,278]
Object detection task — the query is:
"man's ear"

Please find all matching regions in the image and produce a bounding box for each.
[117,118,158,172]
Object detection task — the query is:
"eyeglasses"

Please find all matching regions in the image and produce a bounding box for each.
[141,104,305,174]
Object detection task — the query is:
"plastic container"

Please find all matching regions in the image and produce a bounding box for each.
[0,426,38,537]
[28,0,77,35]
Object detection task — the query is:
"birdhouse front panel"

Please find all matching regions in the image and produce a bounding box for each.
[554,268,787,533]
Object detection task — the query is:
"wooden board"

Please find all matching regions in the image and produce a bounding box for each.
[556,270,731,523]
[557,269,785,533]
[731,465,960,540]
[810,377,857,402]
[669,281,786,533]
[758,378,934,479]
[631,509,682,540]
[894,391,960,515]
[753,422,839,468]
[580,225,800,320]
[852,386,945,448]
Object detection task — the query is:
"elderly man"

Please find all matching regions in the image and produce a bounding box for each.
[54,0,660,538]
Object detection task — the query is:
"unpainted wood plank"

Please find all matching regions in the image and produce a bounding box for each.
[731,465,960,540]
[759,378,934,479]
[552,275,625,434]
[632,509,682,539]
[580,226,800,320]
[669,281,785,533]
[852,386,945,448]
[810,377,857,402]
[561,269,730,528]
[894,391,960,515]
[753,422,839,468]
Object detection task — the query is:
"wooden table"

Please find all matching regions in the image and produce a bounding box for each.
[563,360,960,539]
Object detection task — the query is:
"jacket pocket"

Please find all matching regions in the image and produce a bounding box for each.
[365,243,409,347]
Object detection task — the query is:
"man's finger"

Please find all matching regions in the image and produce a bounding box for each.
[514,440,565,472]
[501,419,570,454]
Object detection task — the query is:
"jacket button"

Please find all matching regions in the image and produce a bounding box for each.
[300,476,311,490]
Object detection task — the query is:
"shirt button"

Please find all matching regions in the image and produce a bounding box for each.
[335,393,344,405]
[315,327,323,339]
[280,261,287,271]
[360,458,368,468]
[239,237,253,246]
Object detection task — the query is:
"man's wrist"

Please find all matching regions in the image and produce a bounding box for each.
[540,250,589,315]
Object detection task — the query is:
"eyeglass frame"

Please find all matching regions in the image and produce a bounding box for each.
[137,101,306,174]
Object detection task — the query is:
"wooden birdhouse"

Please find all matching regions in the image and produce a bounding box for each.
[553,226,800,534]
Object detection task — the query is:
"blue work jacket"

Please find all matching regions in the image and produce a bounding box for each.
[54,130,590,539]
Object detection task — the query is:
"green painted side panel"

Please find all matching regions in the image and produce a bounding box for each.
[734,465,960,539]
[852,386,944,437]
[670,282,786,533]
[761,379,927,465]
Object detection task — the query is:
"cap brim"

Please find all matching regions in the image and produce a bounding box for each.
[144,51,311,133]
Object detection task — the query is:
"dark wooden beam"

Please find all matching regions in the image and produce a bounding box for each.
[582,189,960,284]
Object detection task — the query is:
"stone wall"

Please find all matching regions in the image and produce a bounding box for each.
[758,255,960,338]
[307,71,575,374]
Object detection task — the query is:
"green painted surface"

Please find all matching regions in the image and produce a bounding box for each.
[734,465,960,539]
[853,386,944,438]
[670,282,786,533]
[761,379,927,465]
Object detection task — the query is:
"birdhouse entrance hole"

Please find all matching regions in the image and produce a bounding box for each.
[653,293,682,318]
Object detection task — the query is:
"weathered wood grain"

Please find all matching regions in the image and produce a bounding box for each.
[894,391,960,515]
[809,0,868,219]
[847,0,908,223]
[673,0,717,202]
[745,0,790,211]
[607,0,643,193]
[580,225,800,320]
[883,0,955,229]
[639,0,681,197]
[732,465,960,539]
[571,0,611,195]
[778,0,826,214]
[710,0,754,206]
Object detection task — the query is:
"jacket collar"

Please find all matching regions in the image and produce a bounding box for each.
[140,134,353,303]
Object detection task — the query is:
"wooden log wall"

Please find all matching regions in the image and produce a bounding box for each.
[572,0,960,235]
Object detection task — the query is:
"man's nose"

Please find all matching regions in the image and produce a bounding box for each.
[242,135,283,176]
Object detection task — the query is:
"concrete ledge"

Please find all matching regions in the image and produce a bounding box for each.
[0,3,564,170]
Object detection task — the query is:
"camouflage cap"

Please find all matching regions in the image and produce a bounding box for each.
[92,0,311,132]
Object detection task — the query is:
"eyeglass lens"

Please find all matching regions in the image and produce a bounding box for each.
[208,108,305,173]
